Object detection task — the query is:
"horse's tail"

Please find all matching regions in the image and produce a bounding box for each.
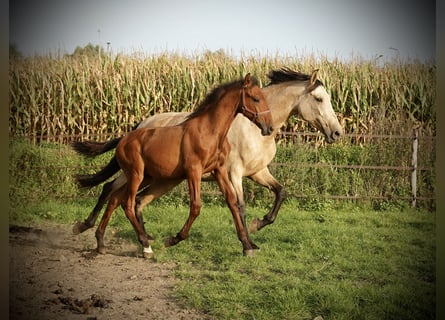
[75,156,120,188]
[71,137,122,158]
[71,122,141,157]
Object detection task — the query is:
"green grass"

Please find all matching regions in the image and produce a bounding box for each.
[9,199,436,320]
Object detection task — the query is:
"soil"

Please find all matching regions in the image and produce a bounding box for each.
[9,223,211,320]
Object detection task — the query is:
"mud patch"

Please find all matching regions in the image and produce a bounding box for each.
[46,293,111,314]
[9,222,210,320]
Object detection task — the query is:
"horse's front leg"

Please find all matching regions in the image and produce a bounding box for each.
[214,166,259,256]
[248,167,286,233]
[165,174,202,247]
[229,168,259,248]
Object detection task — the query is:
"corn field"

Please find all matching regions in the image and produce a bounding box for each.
[9,51,435,142]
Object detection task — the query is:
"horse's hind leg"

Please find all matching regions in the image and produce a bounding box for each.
[95,192,121,254]
[73,180,115,235]
[134,179,181,241]
[136,179,182,216]
[248,167,286,233]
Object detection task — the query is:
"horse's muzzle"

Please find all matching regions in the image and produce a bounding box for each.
[261,125,274,136]
[325,128,342,144]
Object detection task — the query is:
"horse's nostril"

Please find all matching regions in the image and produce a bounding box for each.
[261,125,274,136]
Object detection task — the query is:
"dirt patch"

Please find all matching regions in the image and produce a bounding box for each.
[9,223,211,320]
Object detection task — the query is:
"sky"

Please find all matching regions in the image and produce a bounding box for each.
[9,0,436,62]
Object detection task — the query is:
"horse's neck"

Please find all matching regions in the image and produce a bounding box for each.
[192,90,239,141]
[262,83,304,131]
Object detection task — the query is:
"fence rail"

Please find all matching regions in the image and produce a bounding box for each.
[272,163,429,171]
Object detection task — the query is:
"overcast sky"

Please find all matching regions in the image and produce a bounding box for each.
[10,0,436,62]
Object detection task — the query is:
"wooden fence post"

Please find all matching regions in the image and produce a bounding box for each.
[411,127,419,208]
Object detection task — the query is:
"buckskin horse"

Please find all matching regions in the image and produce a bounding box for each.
[74,74,273,256]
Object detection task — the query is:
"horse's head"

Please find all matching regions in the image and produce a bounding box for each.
[239,73,274,136]
[295,69,343,143]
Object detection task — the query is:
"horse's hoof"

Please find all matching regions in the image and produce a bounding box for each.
[165,235,182,247]
[164,237,174,247]
[143,246,154,259]
[96,247,106,255]
[72,222,83,235]
[248,218,261,234]
[143,252,154,259]
[243,249,255,257]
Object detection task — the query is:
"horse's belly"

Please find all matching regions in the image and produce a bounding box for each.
[227,135,276,177]
[138,127,186,179]
[143,154,185,179]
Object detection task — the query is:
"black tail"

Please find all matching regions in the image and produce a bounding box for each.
[71,121,141,157]
[75,156,120,188]
[71,137,122,158]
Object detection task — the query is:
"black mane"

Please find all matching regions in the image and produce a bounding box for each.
[267,68,323,87]
[187,76,259,120]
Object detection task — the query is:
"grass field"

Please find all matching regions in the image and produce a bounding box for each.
[10,199,436,320]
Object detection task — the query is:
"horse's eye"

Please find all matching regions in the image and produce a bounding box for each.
[315,96,323,103]
[252,97,260,103]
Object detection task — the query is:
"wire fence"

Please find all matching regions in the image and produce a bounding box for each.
[275,130,435,207]
[9,129,436,209]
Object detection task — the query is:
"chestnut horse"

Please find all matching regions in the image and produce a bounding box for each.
[74,74,273,256]
[73,68,343,242]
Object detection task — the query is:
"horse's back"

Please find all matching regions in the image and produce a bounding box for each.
[138,112,190,129]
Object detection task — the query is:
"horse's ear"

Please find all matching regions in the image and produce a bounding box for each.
[310,69,319,85]
[243,73,252,88]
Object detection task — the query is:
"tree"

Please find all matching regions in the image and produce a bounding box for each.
[70,43,106,59]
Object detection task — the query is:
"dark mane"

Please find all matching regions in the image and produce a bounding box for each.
[267,67,323,88]
[187,76,259,120]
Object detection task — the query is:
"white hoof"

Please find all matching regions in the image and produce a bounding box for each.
[143,246,154,259]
